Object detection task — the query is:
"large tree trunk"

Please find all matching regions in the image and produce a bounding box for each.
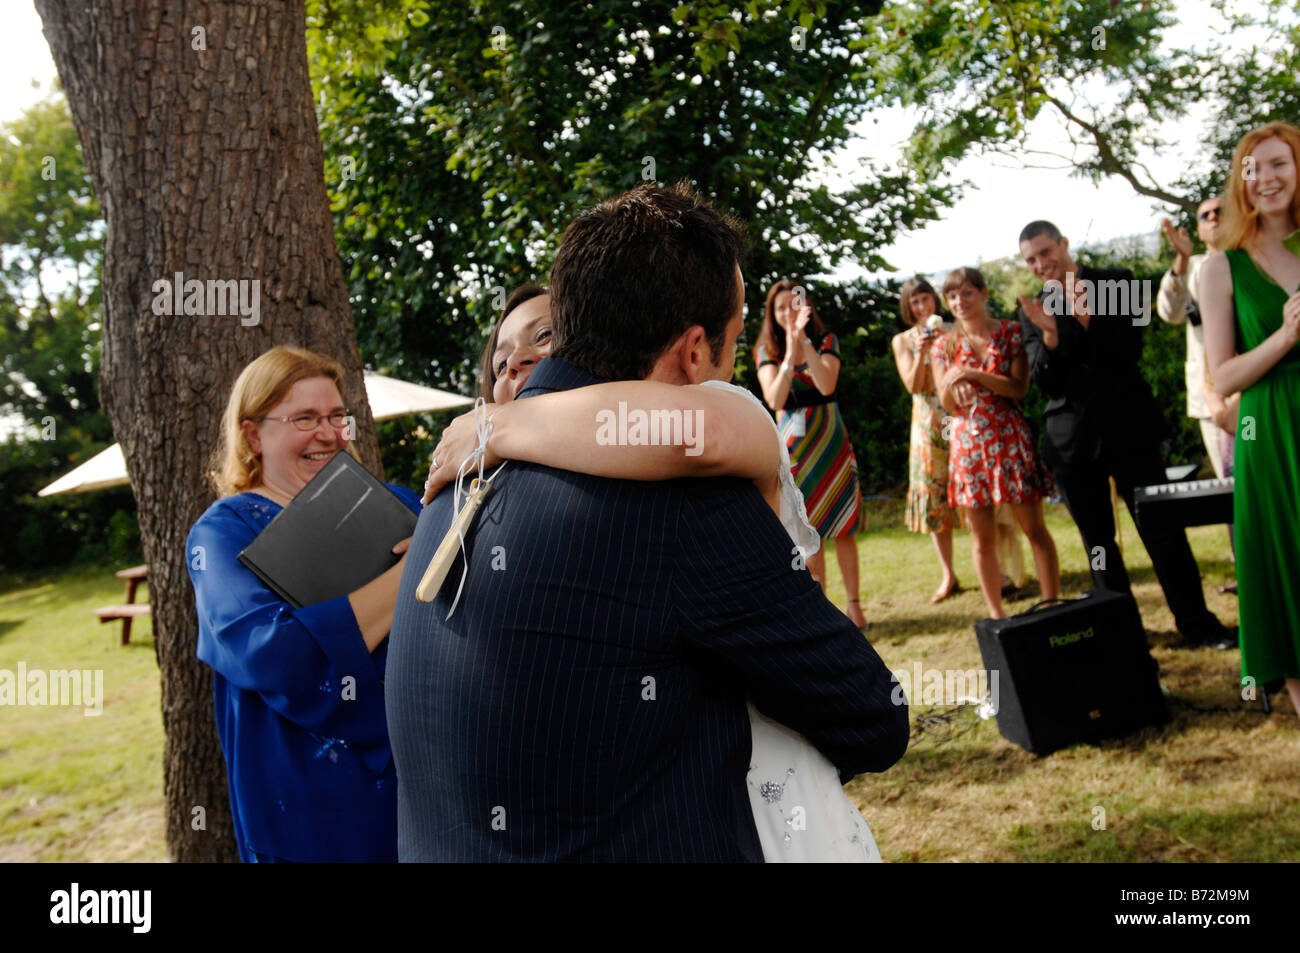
[35,0,382,862]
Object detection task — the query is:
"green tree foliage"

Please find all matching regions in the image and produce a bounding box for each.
[311,0,958,400]
[976,255,1040,317]
[0,94,106,443]
[870,0,1300,222]
[1171,1,1300,211]
[306,0,1233,493]
[0,94,137,573]
[308,1,970,488]
[867,0,1209,211]
[0,436,138,572]
[859,0,1293,483]
[1137,1,1300,248]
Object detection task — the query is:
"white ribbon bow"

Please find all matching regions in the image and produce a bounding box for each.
[445,398,507,620]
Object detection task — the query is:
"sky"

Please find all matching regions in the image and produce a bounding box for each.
[825,1,1274,280]
[1,5,57,131]
[0,2,1278,283]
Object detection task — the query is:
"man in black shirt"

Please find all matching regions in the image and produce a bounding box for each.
[1017,219,1233,649]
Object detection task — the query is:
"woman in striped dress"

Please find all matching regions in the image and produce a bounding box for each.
[756,280,869,630]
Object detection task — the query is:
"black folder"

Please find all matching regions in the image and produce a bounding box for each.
[237,451,417,608]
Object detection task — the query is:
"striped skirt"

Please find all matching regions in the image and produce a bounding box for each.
[777,402,864,538]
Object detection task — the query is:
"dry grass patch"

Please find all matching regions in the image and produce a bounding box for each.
[837,500,1300,863]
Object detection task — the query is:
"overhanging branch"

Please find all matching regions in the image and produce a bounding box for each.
[1043,92,1195,215]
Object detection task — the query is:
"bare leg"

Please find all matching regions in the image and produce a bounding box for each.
[1010,501,1060,601]
[994,507,1024,589]
[930,528,958,599]
[966,507,1004,618]
[835,535,867,627]
[1287,678,1300,718]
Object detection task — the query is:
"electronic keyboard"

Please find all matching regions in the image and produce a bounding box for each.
[1133,477,1233,528]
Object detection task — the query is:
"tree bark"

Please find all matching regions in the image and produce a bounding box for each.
[34,0,382,862]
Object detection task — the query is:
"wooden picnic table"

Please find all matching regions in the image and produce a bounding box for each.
[92,564,151,646]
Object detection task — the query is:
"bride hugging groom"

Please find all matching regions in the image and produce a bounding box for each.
[387,181,909,862]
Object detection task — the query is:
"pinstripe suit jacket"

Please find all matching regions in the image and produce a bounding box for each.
[387,358,908,862]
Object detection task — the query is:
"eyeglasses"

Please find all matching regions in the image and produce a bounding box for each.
[1198,208,1221,221]
[257,411,351,431]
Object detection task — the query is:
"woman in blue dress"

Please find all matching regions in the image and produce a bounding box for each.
[187,345,420,862]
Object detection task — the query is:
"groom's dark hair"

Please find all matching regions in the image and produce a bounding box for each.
[548,181,747,381]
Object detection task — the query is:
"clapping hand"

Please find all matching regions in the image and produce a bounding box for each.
[783,300,811,333]
[1161,218,1194,264]
[1020,294,1058,343]
[1071,280,1093,327]
[781,300,812,360]
[1283,291,1300,347]
[792,302,811,336]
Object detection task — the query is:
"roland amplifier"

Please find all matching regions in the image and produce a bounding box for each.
[974,590,1169,755]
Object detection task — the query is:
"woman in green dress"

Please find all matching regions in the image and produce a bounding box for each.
[1201,121,1300,716]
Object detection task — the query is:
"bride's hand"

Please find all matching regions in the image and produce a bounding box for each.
[422,407,502,503]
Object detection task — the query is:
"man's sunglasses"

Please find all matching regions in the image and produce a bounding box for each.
[1198,207,1221,222]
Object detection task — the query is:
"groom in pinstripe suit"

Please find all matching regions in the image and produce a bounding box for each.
[387,183,908,861]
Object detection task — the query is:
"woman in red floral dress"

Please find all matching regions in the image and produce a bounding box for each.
[929,267,1060,619]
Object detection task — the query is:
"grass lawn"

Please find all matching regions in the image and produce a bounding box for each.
[0,565,165,861]
[0,499,1295,862]
[836,500,1300,862]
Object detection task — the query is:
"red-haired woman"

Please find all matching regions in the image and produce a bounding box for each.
[1201,121,1300,716]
